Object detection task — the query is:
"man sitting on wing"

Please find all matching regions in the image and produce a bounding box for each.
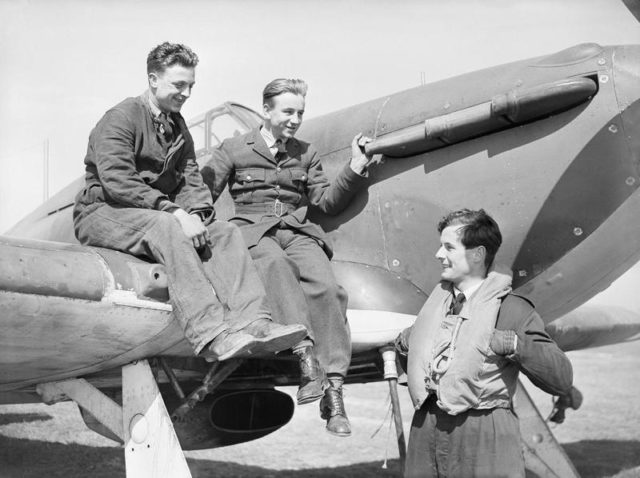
[202,78,374,436]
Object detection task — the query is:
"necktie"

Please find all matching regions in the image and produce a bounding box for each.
[274,139,287,153]
[449,292,466,315]
[273,139,287,162]
[156,113,173,141]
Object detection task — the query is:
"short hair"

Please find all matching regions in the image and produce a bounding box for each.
[147,42,199,75]
[263,78,308,106]
[438,209,502,269]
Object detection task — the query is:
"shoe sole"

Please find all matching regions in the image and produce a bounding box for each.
[254,325,308,354]
[325,428,351,437]
[297,390,325,405]
[204,336,259,362]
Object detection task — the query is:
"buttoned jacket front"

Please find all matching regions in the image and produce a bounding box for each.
[74,94,213,220]
[202,127,368,257]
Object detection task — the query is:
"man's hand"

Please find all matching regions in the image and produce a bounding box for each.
[489,329,517,356]
[349,133,373,175]
[395,326,412,355]
[173,209,210,250]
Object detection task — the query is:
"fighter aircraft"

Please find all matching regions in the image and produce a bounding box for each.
[2,40,640,477]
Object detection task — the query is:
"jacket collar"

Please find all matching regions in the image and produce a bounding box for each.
[246,127,300,165]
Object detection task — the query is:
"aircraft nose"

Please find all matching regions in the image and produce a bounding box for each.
[612,44,640,168]
[513,44,640,318]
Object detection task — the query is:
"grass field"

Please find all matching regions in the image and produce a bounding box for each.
[1,340,639,478]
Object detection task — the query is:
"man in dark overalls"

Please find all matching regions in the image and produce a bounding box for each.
[74,44,306,363]
[202,78,372,436]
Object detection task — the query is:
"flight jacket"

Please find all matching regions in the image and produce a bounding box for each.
[73,94,214,221]
[201,127,368,257]
[405,269,573,413]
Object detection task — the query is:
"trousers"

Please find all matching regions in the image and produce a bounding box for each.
[248,226,351,376]
[74,203,270,354]
[405,395,525,478]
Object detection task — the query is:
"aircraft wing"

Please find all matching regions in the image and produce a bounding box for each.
[546,304,640,351]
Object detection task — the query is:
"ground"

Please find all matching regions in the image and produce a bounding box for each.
[1,340,639,478]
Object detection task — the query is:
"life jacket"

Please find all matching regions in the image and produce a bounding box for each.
[407,267,518,415]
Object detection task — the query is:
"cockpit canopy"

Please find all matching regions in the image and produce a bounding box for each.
[188,102,263,164]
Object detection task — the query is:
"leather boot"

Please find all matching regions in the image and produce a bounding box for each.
[320,381,351,437]
[294,346,327,405]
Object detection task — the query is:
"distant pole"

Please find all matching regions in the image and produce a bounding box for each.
[43,138,49,201]
[420,71,426,86]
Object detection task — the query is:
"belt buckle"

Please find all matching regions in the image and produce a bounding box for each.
[274,199,285,217]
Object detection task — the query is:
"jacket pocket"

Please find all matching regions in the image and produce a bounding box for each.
[290,168,308,192]
[236,168,266,184]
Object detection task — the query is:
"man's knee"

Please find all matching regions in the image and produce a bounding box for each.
[255,253,299,280]
[148,212,184,237]
[308,269,343,299]
[207,219,238,233]
[206,220,243,242]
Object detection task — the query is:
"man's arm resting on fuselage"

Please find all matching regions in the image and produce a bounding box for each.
[306,147,369,215]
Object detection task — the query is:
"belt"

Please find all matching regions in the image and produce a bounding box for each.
[234,199,298,218]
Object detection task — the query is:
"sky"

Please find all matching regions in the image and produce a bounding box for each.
[0,0,638,233]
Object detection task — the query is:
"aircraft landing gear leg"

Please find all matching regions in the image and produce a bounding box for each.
[37,360,193,478]
[122,359,192,478]
[515,379,580,478]
[171,359,243,421]
[379,345,407,473]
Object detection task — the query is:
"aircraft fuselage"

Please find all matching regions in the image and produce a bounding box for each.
[3,43,639,394]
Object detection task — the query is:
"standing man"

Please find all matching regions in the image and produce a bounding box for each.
[395,209,573,477]
[73,43,306,362]
[202,78,373,436]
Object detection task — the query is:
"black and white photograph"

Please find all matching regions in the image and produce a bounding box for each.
[1,1,639,477]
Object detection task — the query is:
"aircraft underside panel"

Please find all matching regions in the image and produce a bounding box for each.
[0,289,183,390]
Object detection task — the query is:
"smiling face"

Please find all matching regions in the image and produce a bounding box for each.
[435,225,484,288]
[148,64,195,113]
[262,92,305,141]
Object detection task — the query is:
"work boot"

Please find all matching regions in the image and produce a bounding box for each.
[241,318,307,354]
[320,379,351,437]
[294,345,327,405]
[200,330,258,362]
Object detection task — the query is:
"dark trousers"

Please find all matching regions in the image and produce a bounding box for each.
[249,227,351,376]
[74,203,270,354]
[405,396,525,478]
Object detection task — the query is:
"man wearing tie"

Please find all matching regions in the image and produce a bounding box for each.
[73,43,306,363]
[202,78,373,436]
[395,209,573,477]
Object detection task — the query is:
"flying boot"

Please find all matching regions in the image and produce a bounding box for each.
[293,340,327,405]
[320,374,351,437]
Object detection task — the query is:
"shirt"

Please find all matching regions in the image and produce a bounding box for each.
[260,127,288,157]
[455,278,518,351]
[454,280,484,301]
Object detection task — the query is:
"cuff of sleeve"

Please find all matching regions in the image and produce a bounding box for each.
[343,162,369,182]
[157,199,180,213]
[503,329,517,355]
[349,163,369,177]
[504,330,518,360]
[189,207,215,223]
